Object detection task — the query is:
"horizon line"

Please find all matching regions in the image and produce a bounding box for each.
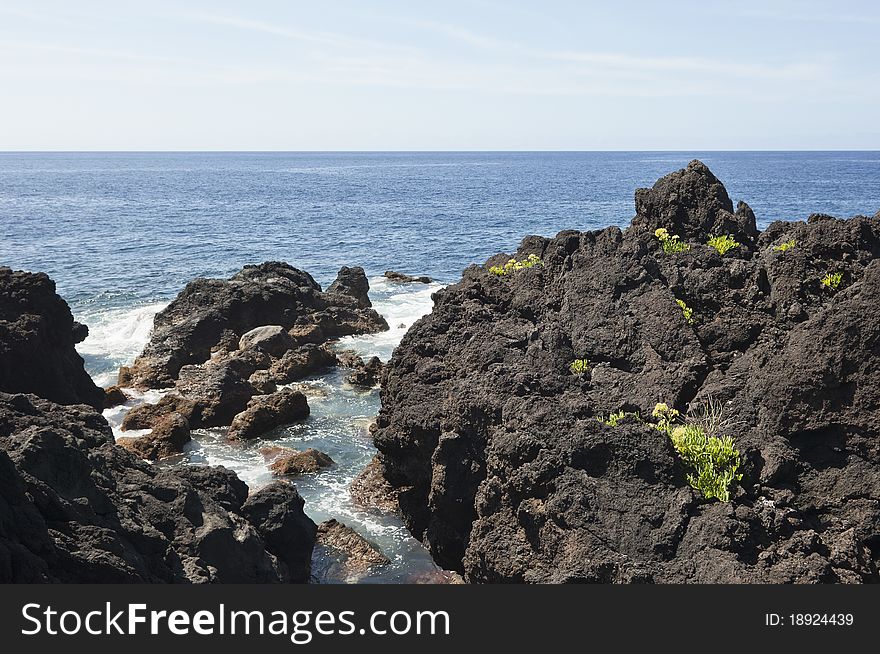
[2,149,880,154]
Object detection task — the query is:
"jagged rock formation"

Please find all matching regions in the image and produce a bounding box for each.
[0,392,316,582]
[374,160,880,583]
[227,388,310,440]
[385,270,433,284]
[117,263,386,440]
[0,267,103,410]
[122,262,387,389]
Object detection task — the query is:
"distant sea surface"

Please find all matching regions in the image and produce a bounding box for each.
[2,151,878,309]
[1,151,878,582]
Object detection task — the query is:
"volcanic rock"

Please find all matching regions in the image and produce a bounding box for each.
[327,266,372,308]
[264,447,334,476]
[345,356,383,388]
[104,385,129,408]
[374,160,880,583]
[268,344,337,384]
[0,267,103,409]
[125,262,387,389]
[349,454,400,514]
[117,412,191,460]
[312,519,389,583]
[384,270,433,284]
[227,388,310,440]
[0,392,315,582]
[238,325,294,358]
[121,394,198,431]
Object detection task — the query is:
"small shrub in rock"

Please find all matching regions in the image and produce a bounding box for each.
[569,358,590,374]
[488,254,543,276]
[707,234,740,256]
[773,239,796,252]
[676,298,695,324]
[654,227,690,254]
[821,271,843,291]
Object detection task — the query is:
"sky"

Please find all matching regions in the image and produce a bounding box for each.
[0,0,878,150]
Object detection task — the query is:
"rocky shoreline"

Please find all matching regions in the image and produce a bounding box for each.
[2,160,878,583]
[374,160,880,583]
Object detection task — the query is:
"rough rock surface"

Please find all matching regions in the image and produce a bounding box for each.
[103,385,129,408]
[240,482,317,582]
[0,267,103,410]
[227,388,310,440]
[327,266,372,308]
[375,160,880,583]
[121,394,198,431]
[345,357,385,388]
[117,412,191,460]
[238,325,294,358]
[125,262,387,389]
[312,519,390,583]
[349,454,400,514]
[0,392,315,582]
[268,344,337,385]
[385,270,433,284]
[264,447,334,476]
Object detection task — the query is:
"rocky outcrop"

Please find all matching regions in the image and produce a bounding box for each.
[121,394,198,431]
[312,519,389,583]
[240,482,317,583]
[327,266,372,308]
[103,385,129,408]
[227,388,310,440]
[117,412,191,460]
[124,262,387,389]
[385,270,433,284]
[268,344,337,384]
[263,447,334,476]
[0,392,316,582]
[0,268,103,410]
[374,160,880,583]
[340,354,384,388]
[174,360,257,428]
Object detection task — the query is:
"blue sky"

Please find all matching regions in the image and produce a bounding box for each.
[0,0,878,150]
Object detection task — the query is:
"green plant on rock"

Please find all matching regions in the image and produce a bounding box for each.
[773,239,796,252]
[598,410,642,427]
[707,234,740,256]
[676,298,695,325]
[569,358,590,374]
[655,227,691,254]
[489,253,543,276]
[651,402,742,502]
[820,271,843,291]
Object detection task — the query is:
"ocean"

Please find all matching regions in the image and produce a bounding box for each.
[1,151,878,581]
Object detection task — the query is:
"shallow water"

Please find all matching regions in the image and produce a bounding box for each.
[94,276,447,583]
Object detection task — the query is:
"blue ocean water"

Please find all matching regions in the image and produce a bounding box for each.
[2,151,878,311]
[1,151,878,582]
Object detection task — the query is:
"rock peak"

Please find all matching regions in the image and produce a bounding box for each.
[631,159,757,244]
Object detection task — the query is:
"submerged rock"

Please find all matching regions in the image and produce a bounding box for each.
[227,388,310,440]
[349,454,400,515]
[0,267,104,410]
[0,392,316,582]
[385,270,433,284]
[374,160,880,583]
[117,412,191,460]
[312,519,390,583]
[125,262,387,389]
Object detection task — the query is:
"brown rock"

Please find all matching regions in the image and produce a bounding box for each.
[268,344,337,384]
[312,519,389,583]
[117,412,191,460]
[121,394,198,431]
[104,385,129,408]
[350,455,399,514]
[264,447,334,476]
[227,389,310,440]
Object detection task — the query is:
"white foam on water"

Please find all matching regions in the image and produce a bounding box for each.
[337,276,443,360]
[82,278,446,582]
[77,301,167,387]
